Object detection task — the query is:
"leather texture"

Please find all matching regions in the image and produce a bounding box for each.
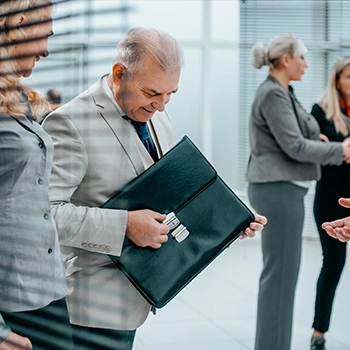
[102,136,255,308]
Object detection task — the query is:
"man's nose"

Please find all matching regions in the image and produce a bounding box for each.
[152,94,170,112]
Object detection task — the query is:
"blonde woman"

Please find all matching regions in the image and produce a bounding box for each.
[0,1,73,349]
[246,35,350,350]
[309,57,350,350]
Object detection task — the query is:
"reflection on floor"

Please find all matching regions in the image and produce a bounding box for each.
[133,235,350,350]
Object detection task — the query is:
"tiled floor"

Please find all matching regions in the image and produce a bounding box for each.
[133,235,350,350]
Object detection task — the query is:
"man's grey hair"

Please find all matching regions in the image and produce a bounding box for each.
[114,27,184,76]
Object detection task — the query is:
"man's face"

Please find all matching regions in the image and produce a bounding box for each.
[112,57,180,122]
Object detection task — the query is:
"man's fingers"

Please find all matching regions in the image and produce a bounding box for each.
[339,197,350,209]
[150,233,169,249]
[159,222,170,234]
[150,242,162,249]
[159,233,169,243]
[254,213,268,225]
[322,219,345,229]
[322,225,338,238]
[334,228,350,242]
[243,227,256,237]
[154,212,167,222]
[250,222,265,231]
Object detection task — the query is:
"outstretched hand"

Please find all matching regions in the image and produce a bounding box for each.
[322,198,350,242]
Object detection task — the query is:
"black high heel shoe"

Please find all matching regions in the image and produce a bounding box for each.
[311,335,326,350]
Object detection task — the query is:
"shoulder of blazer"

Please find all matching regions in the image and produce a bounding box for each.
[90,75,110,108]
[48,77,108,122]
[0,113,40,135]
[256,76,289,103]
[0,114,21,133]
[264,75,286,91]
[0,113,15,122]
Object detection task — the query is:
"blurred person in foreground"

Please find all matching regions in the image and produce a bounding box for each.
[309,56,350,350]
[246,34,350,350]
[42,27,267,350]
[46,88,61,111]
[41,88,61,122]
[0,0,73,349]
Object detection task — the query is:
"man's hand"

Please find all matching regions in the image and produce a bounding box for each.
[322,197,350,242]
[239,213,267,239]
[0,332,32,350]
[126,209,170,249]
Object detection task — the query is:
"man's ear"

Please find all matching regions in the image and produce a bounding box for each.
[7,14,26,41]
[111,63,127,86]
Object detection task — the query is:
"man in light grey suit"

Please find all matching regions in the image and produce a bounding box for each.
[42,27,181,350]
[43,27,266,350]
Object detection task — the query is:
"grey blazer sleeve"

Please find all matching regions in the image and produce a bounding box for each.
[261,88,343,166]
[43,113,127,257]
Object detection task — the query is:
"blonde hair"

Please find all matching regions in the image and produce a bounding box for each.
[0,0,53,121]
[251,34,307,69]
[318,57,350,137]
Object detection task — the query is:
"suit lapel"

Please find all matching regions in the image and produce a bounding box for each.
[12,115,43,140]
[14,115,35,131]
[91,77,151,175]
[149,112,174,157]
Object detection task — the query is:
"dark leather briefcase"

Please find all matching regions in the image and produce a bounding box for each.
[101,136,254,308]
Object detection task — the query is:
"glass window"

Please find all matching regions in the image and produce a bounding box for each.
[128,1,202,41]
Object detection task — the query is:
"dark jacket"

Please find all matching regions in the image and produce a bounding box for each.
[311,103,350,198]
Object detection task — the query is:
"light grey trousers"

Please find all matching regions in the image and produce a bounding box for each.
[248,182,308,350]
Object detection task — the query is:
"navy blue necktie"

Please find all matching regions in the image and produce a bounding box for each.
[124,116,158,161]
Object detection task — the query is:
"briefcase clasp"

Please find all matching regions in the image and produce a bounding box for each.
[164,212,190,243]
[163,212,180,230]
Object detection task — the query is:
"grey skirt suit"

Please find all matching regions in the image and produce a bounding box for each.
[246,75,343,350]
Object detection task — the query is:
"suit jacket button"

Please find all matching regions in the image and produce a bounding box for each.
[48,248,53,254]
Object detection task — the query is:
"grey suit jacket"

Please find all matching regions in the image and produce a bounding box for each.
[42,75,174,330]
[246,75,343,183]
[0,113,66,341]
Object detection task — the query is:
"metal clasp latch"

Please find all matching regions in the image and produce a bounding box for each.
[164,212,190,243]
